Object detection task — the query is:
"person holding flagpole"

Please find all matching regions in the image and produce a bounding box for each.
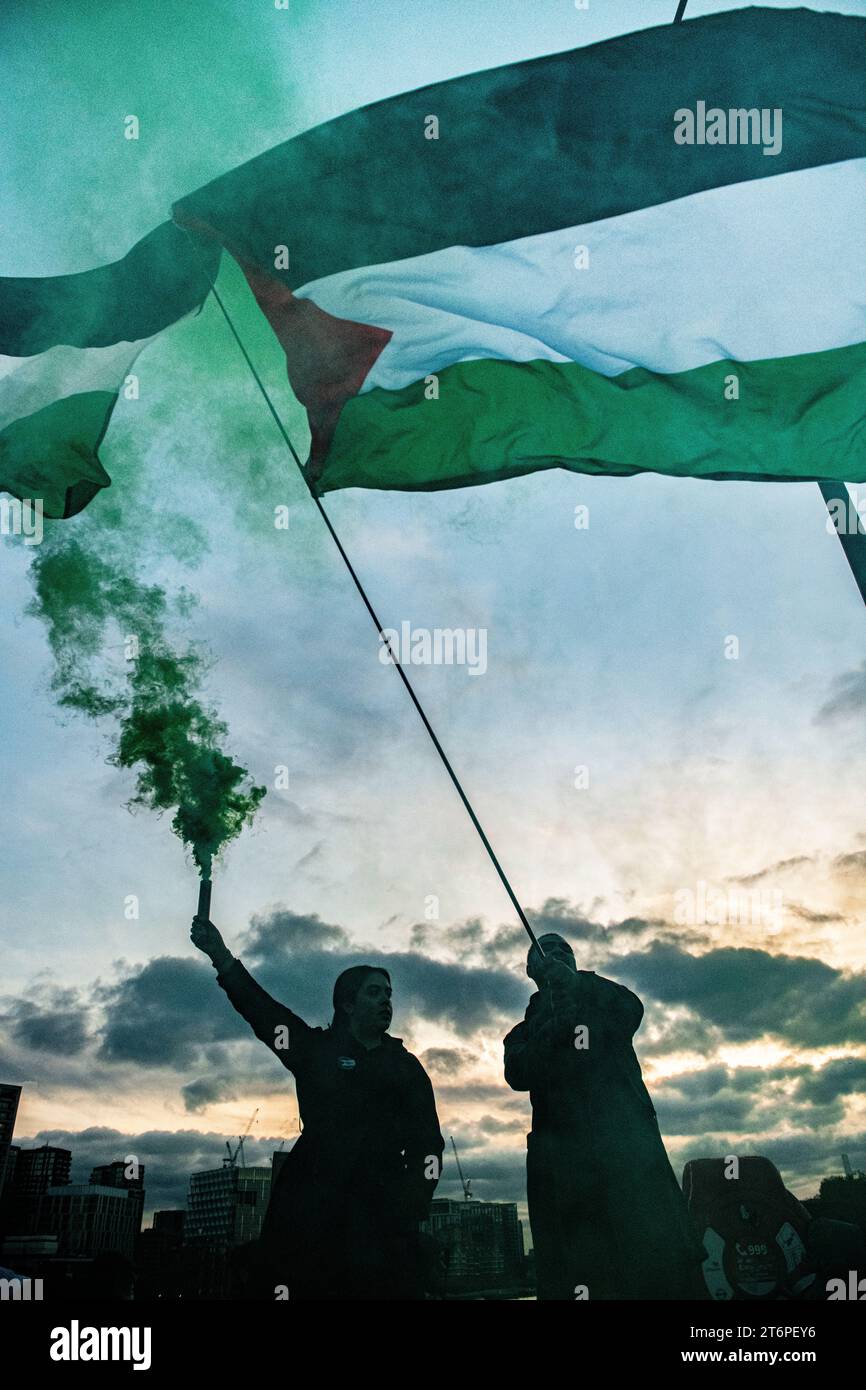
[504,932,706,1300]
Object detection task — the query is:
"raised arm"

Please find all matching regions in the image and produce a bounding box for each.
[190,914,311,1072]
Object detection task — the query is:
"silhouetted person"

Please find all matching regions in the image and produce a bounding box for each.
[504,932,705,1300]
[192,914,444,1300]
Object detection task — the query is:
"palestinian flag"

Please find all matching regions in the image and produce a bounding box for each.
[0,226,219,517]
[172,5,866,494]
[3,6,866,521]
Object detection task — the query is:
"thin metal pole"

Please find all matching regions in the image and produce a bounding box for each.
[182,234,542,951]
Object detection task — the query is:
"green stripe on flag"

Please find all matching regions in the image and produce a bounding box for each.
[313,343,866,494]
[0,392,115,518]
[0,223,217,356]
[173,7,866,288]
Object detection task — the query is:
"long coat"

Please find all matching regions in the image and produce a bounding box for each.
[217,958,444,1300]
[504,970,705,1300]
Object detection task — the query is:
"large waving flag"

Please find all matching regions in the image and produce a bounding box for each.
[0,226,219,517]
[172,5,866,494]
[2,6,865,519]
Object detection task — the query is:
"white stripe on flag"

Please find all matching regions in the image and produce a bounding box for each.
[294,157,866,392]
[0,316,195,431]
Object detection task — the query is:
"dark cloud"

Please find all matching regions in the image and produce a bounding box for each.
[636,1007,721,1059]
[730,856,811,887]
[475,1113,526,1137]
[656,1093,766,1136]
[615,943,866,1047]
[788,903,845,925]
[243,908,350,958]
[527,900,610,944]
[96,957,250,1068]
[420,1047,476,1077]
[651,1063,844,1138]
[1,907,529,1096]
[528,902,688,951]
[291,840,326,873]
[411,916,528,971]
[436,1082,527,1107]
[6,897,864,1199]
[441,919,489,955]
[3,986,91,1055]
[834,850,866,878]
[180,1077,240,1113]
[534,908,710,957]
[793,1057,866,1107]
[239,909,528,1036]
[661,1064,802,1100]
[750,1130,866,1176]
[409,903,683,977]
[815,662,866,724]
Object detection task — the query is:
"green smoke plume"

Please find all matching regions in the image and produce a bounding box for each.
[27,527,265,879]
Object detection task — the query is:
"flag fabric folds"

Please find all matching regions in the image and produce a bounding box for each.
[2,6,865,518]
[0,225,217,517]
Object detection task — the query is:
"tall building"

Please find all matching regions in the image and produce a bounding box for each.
[186,1164,272,1249]
[90,1161,145,1237]
[1,1144,71,1239]
[44,1183,138,1260]
[152,1209,185,1238]
[135,1210,187,1300]
[0,1084,21,1202]
[7,1144,70,1198]
[421,1198,525,1291]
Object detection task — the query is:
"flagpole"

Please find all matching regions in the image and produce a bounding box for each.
[181,233,543,954]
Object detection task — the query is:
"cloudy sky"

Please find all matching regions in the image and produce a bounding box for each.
[1,0,865,1228]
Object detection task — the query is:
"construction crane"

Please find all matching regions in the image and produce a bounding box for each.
[450,1135,473,1201]
[223,1107,259,1168]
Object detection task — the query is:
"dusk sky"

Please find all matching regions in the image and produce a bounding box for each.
[2,0,865,1226]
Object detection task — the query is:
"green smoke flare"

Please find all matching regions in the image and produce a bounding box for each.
[28,529,265,878]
